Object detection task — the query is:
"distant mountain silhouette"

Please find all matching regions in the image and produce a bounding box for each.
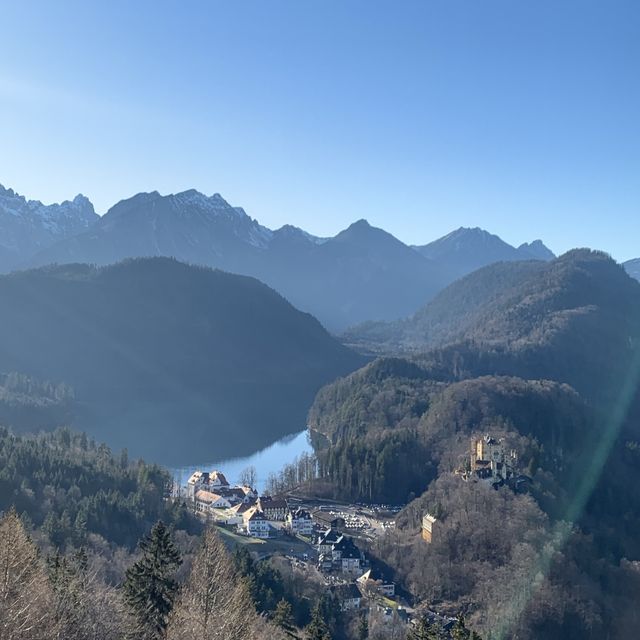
[413,227,554,279]
[0,258,365,463]
[517,239,556,260]
[265,219,451,330]
[0,183,557,330]
[31,190,452,330]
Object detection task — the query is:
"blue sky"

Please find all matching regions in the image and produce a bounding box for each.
[0,0,638,260]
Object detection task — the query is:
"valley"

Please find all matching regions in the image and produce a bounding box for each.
[0,188,638,640]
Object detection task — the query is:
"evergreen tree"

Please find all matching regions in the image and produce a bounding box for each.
[273,598,295,633]
[407,615,444,640]
[317,592,342,638]
[357,613,369,640]
[451,615,479,640]
[124,521,182,639]
[305,603,332,640]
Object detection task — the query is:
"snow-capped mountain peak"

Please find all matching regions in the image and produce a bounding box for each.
[0,184,99,270]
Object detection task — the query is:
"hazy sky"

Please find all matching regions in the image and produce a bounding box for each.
[1,1,638,260]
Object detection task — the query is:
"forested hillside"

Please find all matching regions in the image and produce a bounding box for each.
[0,372,74,433]
[348,251,639,350]
[310,370,592,505]
[0,426,195,549]
[0,425,297,640]
[306,250,640,639]
[346,251,640,401]
[0,424,380,640]
[0,258,365,463]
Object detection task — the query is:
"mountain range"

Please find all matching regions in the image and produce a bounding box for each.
[0,258,364,463]
[2,184,557,331]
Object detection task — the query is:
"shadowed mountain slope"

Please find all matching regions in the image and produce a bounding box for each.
[0,257,365,463]
[32,190,453,330]
[346,250,640,401]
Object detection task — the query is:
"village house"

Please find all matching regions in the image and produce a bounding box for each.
[245,507,270,538]
[194,490,233,514]
[376,605,409,626]
[230,500,256,518]
[258,496,288,521]
[317,528,342,556]
[186,471,206,499]
[316,529,365,574]
[286,508,314,536]
[339,542,364,574]
[329,583,362,611]
[318,553,333,572]
[207,470,229,489]
[240,485,257,499]
[358,567,396,597]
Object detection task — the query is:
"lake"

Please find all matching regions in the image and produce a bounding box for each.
[172,429,313,492]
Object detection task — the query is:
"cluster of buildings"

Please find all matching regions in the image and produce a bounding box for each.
[185,469,404,617]
[186,468,313,538]
[313,521,397,614]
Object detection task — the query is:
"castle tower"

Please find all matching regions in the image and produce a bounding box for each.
[422,513,437,543]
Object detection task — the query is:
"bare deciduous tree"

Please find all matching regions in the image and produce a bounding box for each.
[49,551,131,640]
[166,527,258,640]
[238,466,257,489]
[0,509,55,640]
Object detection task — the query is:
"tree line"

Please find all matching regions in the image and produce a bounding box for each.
[0,427,194,550]
[0,510,284,640]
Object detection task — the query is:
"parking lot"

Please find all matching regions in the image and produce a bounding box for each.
[287,496,400,541]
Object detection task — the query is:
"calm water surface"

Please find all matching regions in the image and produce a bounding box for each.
[172,429,312,492]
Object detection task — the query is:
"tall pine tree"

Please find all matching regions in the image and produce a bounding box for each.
[273,598,295,634]
[124,520,182,640]
[357,613,369,640]
[305,603,332,640]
